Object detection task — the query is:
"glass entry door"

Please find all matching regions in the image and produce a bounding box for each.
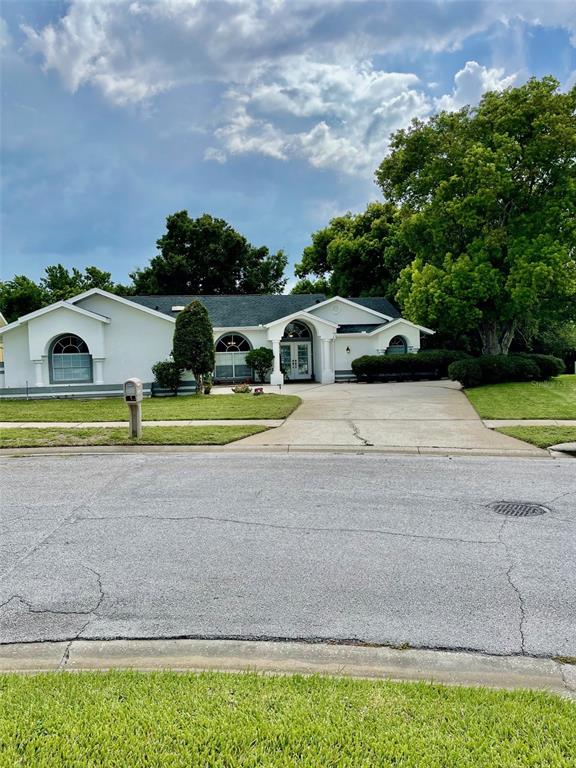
[280,342,312,380]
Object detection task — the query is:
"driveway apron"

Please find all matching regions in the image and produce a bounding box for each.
[239,381,544,454]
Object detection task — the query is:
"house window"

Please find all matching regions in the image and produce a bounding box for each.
[386,335,408,355]
[50,334,93,383]
[215,333,252,380]
[282,321,311,339]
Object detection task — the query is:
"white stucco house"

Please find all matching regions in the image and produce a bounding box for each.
[0,289,433,397]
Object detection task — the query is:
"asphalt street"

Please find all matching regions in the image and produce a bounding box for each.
[1,452,574,656]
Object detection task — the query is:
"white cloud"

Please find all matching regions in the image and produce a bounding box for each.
[0,17,11,50]
[435,61,518,112]
[19,1,574,172]
[203,146,227,164]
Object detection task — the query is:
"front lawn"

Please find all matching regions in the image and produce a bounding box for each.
[0,671,574,768]
[0,425,267,449]
[465,375,576,419]
[496,426,576,449]
[0,393,300,422]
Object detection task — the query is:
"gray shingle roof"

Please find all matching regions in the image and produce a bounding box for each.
[126,294,400,326]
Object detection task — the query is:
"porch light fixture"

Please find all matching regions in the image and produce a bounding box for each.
[346,346,351,353]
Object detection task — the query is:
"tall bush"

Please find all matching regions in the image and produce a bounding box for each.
[172,300,215,393]
[245,347,274,383]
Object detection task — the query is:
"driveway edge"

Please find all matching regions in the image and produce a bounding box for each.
[1,639,574,697]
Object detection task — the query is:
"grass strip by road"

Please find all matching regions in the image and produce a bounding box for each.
[0,425,267,449]
[0,671,574,768]
[465,375,576,419]
[0,393,300,422]
[495,426,576,449]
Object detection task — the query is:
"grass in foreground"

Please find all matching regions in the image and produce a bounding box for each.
[0,425,267,449]
[465,375,576,419]
[496,425,576,449]
[0,671,574,768]
[0,393,300,422]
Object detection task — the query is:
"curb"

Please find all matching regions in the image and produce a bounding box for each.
[0,445,550,458]
[1,639,575,697]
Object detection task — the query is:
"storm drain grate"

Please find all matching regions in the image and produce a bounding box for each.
[490,501,550,517]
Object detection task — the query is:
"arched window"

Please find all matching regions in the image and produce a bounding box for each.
[215,334,251,352]
[49,334,92,383]
[282,321,311,339]
[214,333,252,380]
[386,335,408,355]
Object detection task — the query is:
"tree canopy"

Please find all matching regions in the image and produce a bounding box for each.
[0,266,118,323]
[292,202,413,298]
[376,76,576,354]
[131,211,287,295]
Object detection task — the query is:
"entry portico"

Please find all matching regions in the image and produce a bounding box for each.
[265,311,338,385]
[0,289,434,396]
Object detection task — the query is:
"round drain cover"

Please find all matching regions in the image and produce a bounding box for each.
[490,501,549,517]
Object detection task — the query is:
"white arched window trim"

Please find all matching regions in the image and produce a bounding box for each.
[214,333,252,381]
[49,334,93,383]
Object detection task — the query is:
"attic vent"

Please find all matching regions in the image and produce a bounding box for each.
[171,306,185,311]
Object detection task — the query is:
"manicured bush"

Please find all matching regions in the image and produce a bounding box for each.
[152,360,182,395]
[172,300,215,393]
[447,358,483,388]
[517,354,565,379]
[448,354,545,388]
[245,347,274,383]
[231,383,252,394]
[415,349,471,377]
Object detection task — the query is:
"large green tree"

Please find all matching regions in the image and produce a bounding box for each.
[377,77,576,354]
[293,202,413,297]
[172,300,215,393]
[41,264,116,301]
[131,212,287,295]
[0,276,46,323]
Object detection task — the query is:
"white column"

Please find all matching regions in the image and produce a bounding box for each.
[320,338,335,384]
[33,359,44,387]
[270,339,284,386]
[93,358,104,385]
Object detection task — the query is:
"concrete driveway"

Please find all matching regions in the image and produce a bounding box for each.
[239,381,544,455]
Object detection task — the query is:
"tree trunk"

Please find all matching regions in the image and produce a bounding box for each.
[479,321,517,355]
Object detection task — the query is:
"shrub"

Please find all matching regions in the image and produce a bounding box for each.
[517,354,565,379]
[231,384,252,394]
[152,360,182,395]
[416,349,471,377]
[448,354,544,388]
[352,353,439,381]
[245,347,274,383]
[172,300,215,393]
[447,359,483,388]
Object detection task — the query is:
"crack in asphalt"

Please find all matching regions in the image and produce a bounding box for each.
[0,564,105,620]
[498,519,527,655]
[71,513,499,546]
[350,421,374,447]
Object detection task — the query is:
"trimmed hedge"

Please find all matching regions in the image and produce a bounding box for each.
[448,354,565,388]
[352,349,470,381]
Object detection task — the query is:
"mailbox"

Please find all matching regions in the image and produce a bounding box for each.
[124,377,143,403]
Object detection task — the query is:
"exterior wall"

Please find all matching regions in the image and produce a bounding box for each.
[76,294,174,384]
[308,299,390,324]
[2,325,33,388]
[334,322,422,375]
[27,307,106,361]
[374,322,421,352]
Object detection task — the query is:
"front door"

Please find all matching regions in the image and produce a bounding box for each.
[280,342,312,380]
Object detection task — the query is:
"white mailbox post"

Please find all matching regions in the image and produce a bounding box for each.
[124,377,143,439]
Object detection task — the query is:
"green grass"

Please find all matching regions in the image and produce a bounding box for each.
[465,375,576,419]
[0,425,267,449]
[496,426,576,449]
[0,672,574,767]
[0,393,300,422]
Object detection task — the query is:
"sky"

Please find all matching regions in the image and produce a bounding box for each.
[1,1,575,289]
